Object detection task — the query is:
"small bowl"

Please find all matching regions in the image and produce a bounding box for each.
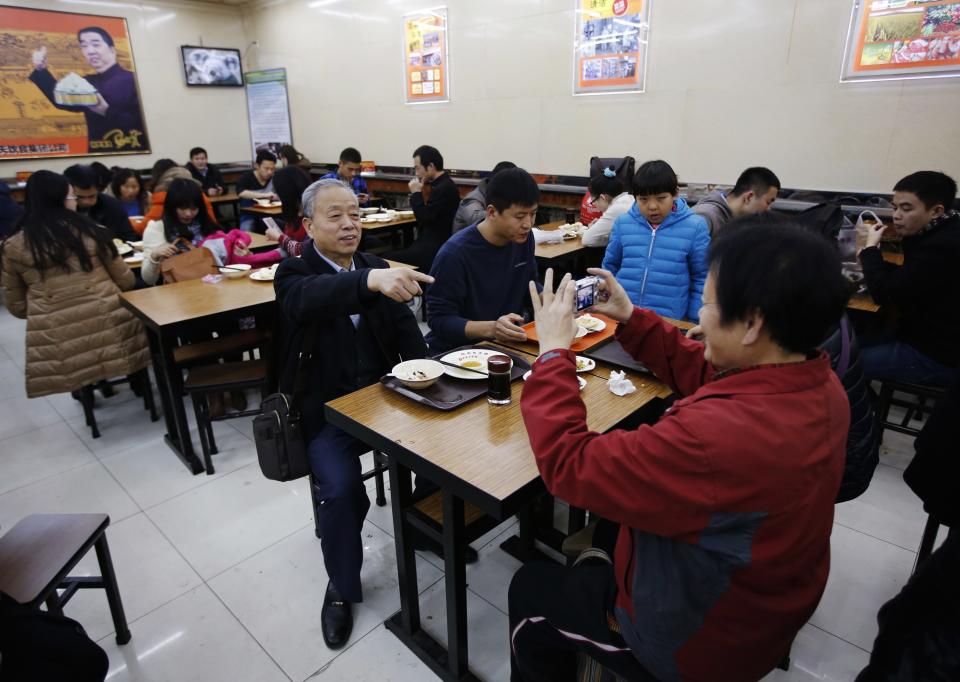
[255,198,272,206]
[391,359,444,390]
[219,263,252,279]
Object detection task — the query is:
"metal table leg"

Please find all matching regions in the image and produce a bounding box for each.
[155,330,203,474]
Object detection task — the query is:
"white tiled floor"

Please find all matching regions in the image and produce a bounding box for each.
[0,303,932,681]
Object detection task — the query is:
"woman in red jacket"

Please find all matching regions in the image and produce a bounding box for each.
[511,218,851,682]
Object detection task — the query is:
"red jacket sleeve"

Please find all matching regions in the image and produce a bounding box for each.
[617,307,717,397]
[520,349,715,538]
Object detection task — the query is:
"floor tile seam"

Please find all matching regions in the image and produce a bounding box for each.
[466,585,508,618]
[301,621,393,681]
[832,520,920,554]
[0,415,68,445]
[0,457,106,499]
[136,460,264,513]
[806,621,874,655]
[206,584,296,682]
[201,519,316,583]
[91,580,210,646]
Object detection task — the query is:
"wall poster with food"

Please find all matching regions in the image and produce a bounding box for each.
[403,7,449,104]
[842,0,960,82]
[0,5,150,160]
[574,0,650,95]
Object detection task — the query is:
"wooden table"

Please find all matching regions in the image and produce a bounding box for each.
[124,232,275,271]
[325,343,670,681]
[241,204,282,217]
[848,291,881,314]
[120,277,277,473]
[362,215,418,249]
[533,220,589,265]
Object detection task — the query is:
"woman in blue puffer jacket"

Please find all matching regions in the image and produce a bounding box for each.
[602,160,710,321]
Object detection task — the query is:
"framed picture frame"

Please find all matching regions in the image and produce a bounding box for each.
[841,0,960,83]
[0,5,150,159]
[573,0,651,96]
[402,7,450,105]
[180,45,244,87]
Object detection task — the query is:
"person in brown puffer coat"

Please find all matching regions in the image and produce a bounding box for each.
[0,170,149,398]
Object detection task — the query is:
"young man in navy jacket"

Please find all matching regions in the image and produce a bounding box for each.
[425,167,540,354]
[274,178,433,650]
[512,219,850,682]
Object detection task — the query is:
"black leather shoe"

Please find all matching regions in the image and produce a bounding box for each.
[411,531,479,564]
[321,581,353,650]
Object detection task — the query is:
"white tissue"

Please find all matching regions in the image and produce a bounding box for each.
[607,370,636,396]
[532,227,564,245]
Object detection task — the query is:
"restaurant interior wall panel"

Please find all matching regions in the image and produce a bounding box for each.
[243,0,960,194]
[2,0,252,174]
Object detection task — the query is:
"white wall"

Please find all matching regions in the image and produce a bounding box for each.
[5,0,960,192]
[242,0,960,193]
[0,0,251,174]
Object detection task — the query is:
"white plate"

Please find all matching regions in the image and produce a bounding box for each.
[249,266,277,281]
[123,252,144,264]
[439,348,502,380]
[522,370,586,391]
[114,242,132,255]
[366,213,392,220]
[575,356,595,373]
[576,314,606,333]
[127,240,143,250]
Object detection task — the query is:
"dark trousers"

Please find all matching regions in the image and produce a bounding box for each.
[307,423,371,604]
[508,562,656,682]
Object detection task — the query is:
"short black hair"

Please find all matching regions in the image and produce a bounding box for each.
[730,167,781,198]
[491,161,517,175]
[162,178,218,242]
[588,174,625,200]
[255,149,277,166]
[63,164,98,190]
[189,147,207,159]
[77,26,114,48]
[632,160,678,197]
[708,216,848,354]
[413,145,443,171]
[486,167,539,213]
[893,171,957,211]
[339,147,362,164]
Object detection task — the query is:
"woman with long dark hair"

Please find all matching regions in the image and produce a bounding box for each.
[141,178,220,285]
[0,170,149,398]
[264,165,311,256]
[110,168,150,218]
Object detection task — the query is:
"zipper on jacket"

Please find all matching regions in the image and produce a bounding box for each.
[637,226,658,305]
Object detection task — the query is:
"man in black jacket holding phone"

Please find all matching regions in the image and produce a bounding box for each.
[274,178,433,650]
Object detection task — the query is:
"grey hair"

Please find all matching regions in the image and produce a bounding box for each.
[301,178,354,219]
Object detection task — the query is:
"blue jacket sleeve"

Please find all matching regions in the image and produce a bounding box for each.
[685,218,711,322]
[425,249,470,348]
[602,218,623,275]
[274,260,379,324]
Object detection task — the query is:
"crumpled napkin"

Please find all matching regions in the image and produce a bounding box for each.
[532,227,564,245]
[608,370,636,396]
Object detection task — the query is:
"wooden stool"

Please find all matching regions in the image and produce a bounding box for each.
[184,359,269,475]
[77,368,158,439]
[0,514,130,645]
[876,380,947,437]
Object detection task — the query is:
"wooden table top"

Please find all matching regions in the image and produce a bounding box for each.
[120,275,276,328]
[241,204,282,216]
[848,291,880,313]
[882,251,904,266]
[121,257,416,326]
[325,344,668,507]
[534,219,587,260]
[0,513,108,605]
[209,192,239,204]
[361,215,417,231]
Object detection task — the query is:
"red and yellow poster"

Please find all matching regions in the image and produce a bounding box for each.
[843,0,960,81]
[574,0,649,94]
[0,6,150,160]
[403,8,449,104]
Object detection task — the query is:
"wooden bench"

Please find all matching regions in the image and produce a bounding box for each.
[0,513,130,644]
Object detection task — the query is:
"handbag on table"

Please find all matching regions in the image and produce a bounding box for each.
[159,238,218,283]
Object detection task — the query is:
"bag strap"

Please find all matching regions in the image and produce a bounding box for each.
[836,315,851,378]
[290,324,319,414]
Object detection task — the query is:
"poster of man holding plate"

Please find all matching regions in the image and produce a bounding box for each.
[0,6,150,160]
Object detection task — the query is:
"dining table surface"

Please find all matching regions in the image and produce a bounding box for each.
[324,341,670,681]
[533,219,590,261]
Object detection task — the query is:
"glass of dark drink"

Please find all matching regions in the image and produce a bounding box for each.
[487,354,513,405]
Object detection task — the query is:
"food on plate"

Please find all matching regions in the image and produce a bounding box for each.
[575,356,595,372]
[576,314,603,331]
[54,72,98,105]
[461,360,483,369]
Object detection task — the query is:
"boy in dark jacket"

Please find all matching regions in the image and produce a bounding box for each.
[858,171,959,386]
[274,178,432,651]
[511,218,849,682]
